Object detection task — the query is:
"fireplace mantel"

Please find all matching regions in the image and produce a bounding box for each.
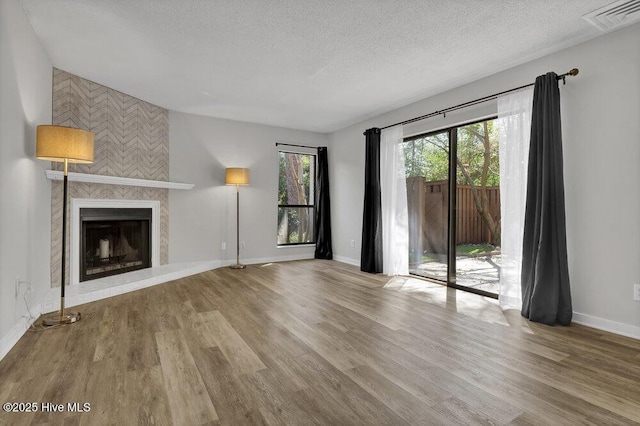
[45,170,194,190]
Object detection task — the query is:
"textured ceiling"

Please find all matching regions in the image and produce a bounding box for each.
[20,0,612,133]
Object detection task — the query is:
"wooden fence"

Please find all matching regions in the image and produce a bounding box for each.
[406,177,500,261]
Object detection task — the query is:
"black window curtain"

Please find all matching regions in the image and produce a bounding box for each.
[521,72,572,326]
[314,146,333,259]
[361,128,383,273]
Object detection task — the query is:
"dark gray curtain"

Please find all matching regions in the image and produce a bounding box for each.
[361,128,383,273]
[521,72,572,326]
[314,146,333,259]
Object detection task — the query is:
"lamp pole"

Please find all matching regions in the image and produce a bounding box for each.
[43,154,76,325]
[60,158,68,320]
[231,183,245,269]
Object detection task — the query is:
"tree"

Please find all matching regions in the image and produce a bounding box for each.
[404,119,501,243]
[278,152,314,244]
[458,121,500,243]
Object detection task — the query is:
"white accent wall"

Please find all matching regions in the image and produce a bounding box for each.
[169,112,329,264]
[0,0,53,342]
[329,23,640,336]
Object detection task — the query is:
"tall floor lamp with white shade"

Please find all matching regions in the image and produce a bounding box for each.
[36,125,94,326]
[225,167,250,269]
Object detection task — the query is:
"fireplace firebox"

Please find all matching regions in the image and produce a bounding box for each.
[80,208,152,282]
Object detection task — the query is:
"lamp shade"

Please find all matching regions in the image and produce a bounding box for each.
[36,125,94,163]
[225,168,250,186]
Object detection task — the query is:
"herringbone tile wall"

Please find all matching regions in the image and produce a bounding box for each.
[50,68,169,287]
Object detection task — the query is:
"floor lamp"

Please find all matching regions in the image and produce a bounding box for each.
[36,125,94,326]
[225,167,250,269]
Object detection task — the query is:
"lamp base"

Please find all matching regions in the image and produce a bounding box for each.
[42,311,81,326]
[229,264,246,269]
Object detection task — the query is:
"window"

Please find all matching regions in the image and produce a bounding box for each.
[277,151,316,245]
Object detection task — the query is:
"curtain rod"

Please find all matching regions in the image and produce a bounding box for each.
[369,68,579,133]
[275,142,319,149]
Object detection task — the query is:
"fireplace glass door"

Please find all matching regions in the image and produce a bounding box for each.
[80,208,151,281]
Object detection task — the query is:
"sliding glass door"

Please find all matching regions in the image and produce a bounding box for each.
[404,130,449,282]
[404,119,501,297]
[454,120,501,295]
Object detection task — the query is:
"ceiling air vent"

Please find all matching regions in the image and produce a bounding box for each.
[583,0,640,31]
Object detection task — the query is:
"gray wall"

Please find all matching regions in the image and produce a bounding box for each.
[0,0,53,338]
[329,23,640,335]
[169,112,328,264]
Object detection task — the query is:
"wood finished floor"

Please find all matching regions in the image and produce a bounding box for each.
[1,259,639,425]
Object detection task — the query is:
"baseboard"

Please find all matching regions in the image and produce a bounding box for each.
[333,255,360,267]
[222,254,358,268]
[0,303,43,361]
[239,253,315,265]
[572,311,640,340]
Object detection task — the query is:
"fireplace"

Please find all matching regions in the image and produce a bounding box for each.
[70,199,161,285]
[80,208,152,282]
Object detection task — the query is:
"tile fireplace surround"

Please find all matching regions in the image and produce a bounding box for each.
[42,69,209,312]
[50,68,172,288]
[41,68,217,310]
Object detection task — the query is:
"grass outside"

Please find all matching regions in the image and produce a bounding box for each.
[456,243,497,255]
[421,243,497,262]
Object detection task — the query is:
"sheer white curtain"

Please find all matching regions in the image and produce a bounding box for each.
[380,125,409,276]
[497,87,534,309]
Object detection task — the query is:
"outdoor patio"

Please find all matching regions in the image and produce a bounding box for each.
[411,252,501,295]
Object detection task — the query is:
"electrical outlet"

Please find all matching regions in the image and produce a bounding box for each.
[634,284,640,302]
[15,276,20,297]
[240,241,246,249]
[221,242,226,250]
[350,239,355,248]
